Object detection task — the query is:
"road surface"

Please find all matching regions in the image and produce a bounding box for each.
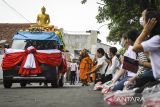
[0,83,141,107]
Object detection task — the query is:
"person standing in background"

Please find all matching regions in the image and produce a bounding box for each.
[70,60,77,85]
[76,62,80,84]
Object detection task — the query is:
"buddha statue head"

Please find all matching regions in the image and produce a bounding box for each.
[41,6,46,14]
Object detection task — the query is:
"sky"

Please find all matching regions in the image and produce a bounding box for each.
[0,0,120,47]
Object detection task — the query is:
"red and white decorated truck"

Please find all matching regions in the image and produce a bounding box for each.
[1,30,67,88]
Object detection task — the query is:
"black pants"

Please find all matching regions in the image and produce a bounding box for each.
[134,77,159,93]
[95,73,112,84]
[101,74,112,84]
[70,71,76,85]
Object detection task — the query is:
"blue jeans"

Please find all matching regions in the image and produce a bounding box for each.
[134,70,155,88]
[112,76,129,91]
[141,70,153,78]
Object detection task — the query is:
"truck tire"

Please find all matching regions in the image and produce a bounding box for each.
[20,82,27,88]
[51,79,58,88]
[3,80,12,88]
[51,82,58,88]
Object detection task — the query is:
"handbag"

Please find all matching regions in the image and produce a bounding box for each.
[122,56,139,73]
[100,64,110,83]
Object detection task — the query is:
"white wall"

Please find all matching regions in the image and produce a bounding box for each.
[96,43,111,53]
[62,30,111,58]
[62,30,98,54]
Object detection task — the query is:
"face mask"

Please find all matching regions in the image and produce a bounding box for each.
[139,17,144,26]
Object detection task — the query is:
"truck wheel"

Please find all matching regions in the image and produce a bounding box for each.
[59,76,64,87]
[20,82,27,88]
[3,80,12,88]
[51,80,58,88]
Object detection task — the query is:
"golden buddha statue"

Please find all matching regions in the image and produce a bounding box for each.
[29,6,54,31]
[36,6,50,26]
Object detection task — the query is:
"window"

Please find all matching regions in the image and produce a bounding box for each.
[11,40,58,50]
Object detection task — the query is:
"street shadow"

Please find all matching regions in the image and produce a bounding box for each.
[5,85,85,89]
[1,82,94,89]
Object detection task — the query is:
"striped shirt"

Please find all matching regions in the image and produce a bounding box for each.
[136,52,151,77]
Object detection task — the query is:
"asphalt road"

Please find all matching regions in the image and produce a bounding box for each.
[0,83,141,107]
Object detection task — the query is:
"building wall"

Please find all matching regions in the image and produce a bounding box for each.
[62,30,111,59]
[0,23,32,44]
[96,43,111,53]
[62,30,98,54]
[0,23,32,55]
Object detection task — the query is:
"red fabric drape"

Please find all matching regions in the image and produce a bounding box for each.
[2,52,26,70]
[35,53,62,66]
[59,58,67,75]
[2,49,62,76]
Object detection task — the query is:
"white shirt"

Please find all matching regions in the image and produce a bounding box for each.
[123,46,137,77]
[106,55,120,76]
[97,55,108,75]
[141,35,160,79]
[70,63,77,71]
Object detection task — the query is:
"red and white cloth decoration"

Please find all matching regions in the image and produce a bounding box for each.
[2,46,63,76]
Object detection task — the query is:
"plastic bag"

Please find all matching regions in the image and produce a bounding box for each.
[141,84,160,107]
[93,81,103,91]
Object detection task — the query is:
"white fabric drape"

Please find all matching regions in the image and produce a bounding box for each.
[5,46,61,69]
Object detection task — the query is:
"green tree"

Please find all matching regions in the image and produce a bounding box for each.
[81,0,160,42]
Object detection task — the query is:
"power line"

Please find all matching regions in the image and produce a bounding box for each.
[97,24,108,31]
[2,0,31,23]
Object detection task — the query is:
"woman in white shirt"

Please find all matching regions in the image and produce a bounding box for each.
[106,47,120,77]
[133,9,160,80]
[87,48,108,84]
